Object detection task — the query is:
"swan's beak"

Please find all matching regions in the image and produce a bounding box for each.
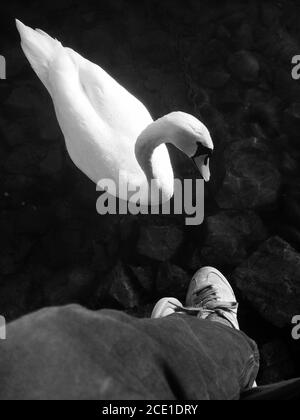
[192,155,211,182]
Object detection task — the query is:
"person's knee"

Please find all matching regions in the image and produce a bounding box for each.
[7,304,85,343]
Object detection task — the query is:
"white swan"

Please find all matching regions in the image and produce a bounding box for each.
[16,20,214,205]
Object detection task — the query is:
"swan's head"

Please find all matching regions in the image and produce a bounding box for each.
[158,112,214,182]
[135,111,214,187]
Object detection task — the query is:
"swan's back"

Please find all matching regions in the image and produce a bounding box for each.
[70,48,153,144]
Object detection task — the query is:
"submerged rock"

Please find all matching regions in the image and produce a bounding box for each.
[186,248,204,272]
[44,266,95,306]
[216,138,281,210]
[129,265,154,293]
[156,263,190,300]
[137,225,184,262]
[39,148,63,177]
[235,23,253,50]
[283,103,300,141]
[279,225,300,252]
[200,211,268,268]
[201,70,230,89]
[228,50,260,83]
[282,184,300,231]
[258,340,296,385]
[108,262,140,309]
[232,237,300,328]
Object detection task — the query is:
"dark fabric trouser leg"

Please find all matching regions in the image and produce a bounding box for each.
[0,304,260,400]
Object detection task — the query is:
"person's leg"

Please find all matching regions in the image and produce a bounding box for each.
[0,307,258,400]
[0,267,259,400]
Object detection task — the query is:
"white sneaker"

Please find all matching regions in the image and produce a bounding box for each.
[185,267,239,330]
[151,298,183,319]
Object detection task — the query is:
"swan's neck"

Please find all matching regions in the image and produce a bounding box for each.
[135,118,174,181]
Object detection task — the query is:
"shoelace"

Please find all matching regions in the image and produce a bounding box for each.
[169,285,238,318]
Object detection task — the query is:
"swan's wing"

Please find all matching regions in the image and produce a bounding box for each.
[66,48,153,140]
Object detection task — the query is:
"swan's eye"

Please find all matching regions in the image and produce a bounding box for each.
[204,155,210,165]
[193,143,213,160]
